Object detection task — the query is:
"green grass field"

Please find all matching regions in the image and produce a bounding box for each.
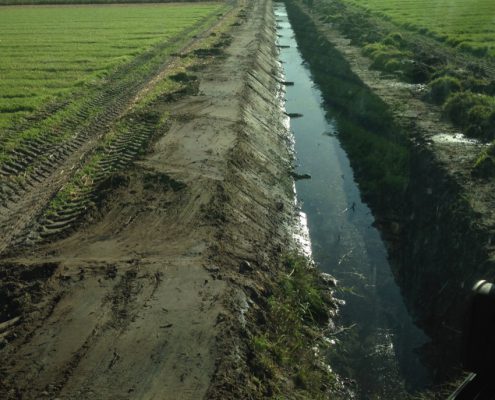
[0,0,202,3]
[344,0,495,57]
[0,3,222,129]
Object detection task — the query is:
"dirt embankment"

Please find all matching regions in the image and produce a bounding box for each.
[288,0,495,381]
[0,0,311,398]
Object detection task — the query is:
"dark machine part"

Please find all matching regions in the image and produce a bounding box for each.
[449,280,495,400]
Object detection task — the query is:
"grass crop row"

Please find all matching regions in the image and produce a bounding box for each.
[0,3,223,130]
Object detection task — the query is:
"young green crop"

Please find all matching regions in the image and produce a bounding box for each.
[0,3,222,129]
[343,0,495,57]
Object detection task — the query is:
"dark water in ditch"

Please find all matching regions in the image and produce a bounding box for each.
[275,4,432,398]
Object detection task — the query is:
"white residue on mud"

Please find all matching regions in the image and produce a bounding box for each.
[431,132,480,145]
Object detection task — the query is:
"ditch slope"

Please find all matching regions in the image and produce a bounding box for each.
[0,0,308,398]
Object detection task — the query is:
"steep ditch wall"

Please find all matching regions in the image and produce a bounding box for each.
[396,143,495,380]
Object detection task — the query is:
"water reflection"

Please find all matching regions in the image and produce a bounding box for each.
[275,3,431,397]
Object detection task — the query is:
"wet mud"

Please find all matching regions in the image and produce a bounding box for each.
[0,1,306,398]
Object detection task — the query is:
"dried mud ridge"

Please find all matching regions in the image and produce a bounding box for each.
[0,0,317,399]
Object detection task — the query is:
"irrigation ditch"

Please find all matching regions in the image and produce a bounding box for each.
[1,0,495,398]
[280,0,495,396]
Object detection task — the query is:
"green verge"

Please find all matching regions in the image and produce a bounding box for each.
[341,0,495,59]
[249,253,342,399]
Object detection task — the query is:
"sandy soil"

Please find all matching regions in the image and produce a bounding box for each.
[0,0,295,398]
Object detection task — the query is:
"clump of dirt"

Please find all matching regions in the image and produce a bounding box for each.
[94,174,130,197]
[142,171,186,192]
[0,262,58,343]
[193,47,224,58]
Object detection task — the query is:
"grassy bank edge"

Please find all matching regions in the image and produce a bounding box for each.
[307,0,495,177]
[245,252,349,399]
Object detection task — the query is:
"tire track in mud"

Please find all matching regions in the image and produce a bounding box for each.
[0,0,299,397]
[24,111,162,244]
[43,266,159,399]
[0,8,232,255]
[0,260,162,399]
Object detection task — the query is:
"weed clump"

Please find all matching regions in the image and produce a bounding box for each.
[428,76,462,104]
[382,32,405,48]
[443,92,495,139]
[473,143,495,178]
[363,43,409,73]
[473,152,495,178]
[362,41,428,82]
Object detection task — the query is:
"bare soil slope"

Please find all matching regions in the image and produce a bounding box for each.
[0,0,295,398]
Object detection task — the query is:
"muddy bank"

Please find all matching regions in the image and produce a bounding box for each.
[285,0,495,385]
[0,0,340,398]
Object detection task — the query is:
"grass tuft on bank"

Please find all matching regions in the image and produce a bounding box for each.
[249,253,341,399]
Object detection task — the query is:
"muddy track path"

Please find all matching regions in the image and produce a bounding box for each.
[0,0,294,398]
[0,7,233,255]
